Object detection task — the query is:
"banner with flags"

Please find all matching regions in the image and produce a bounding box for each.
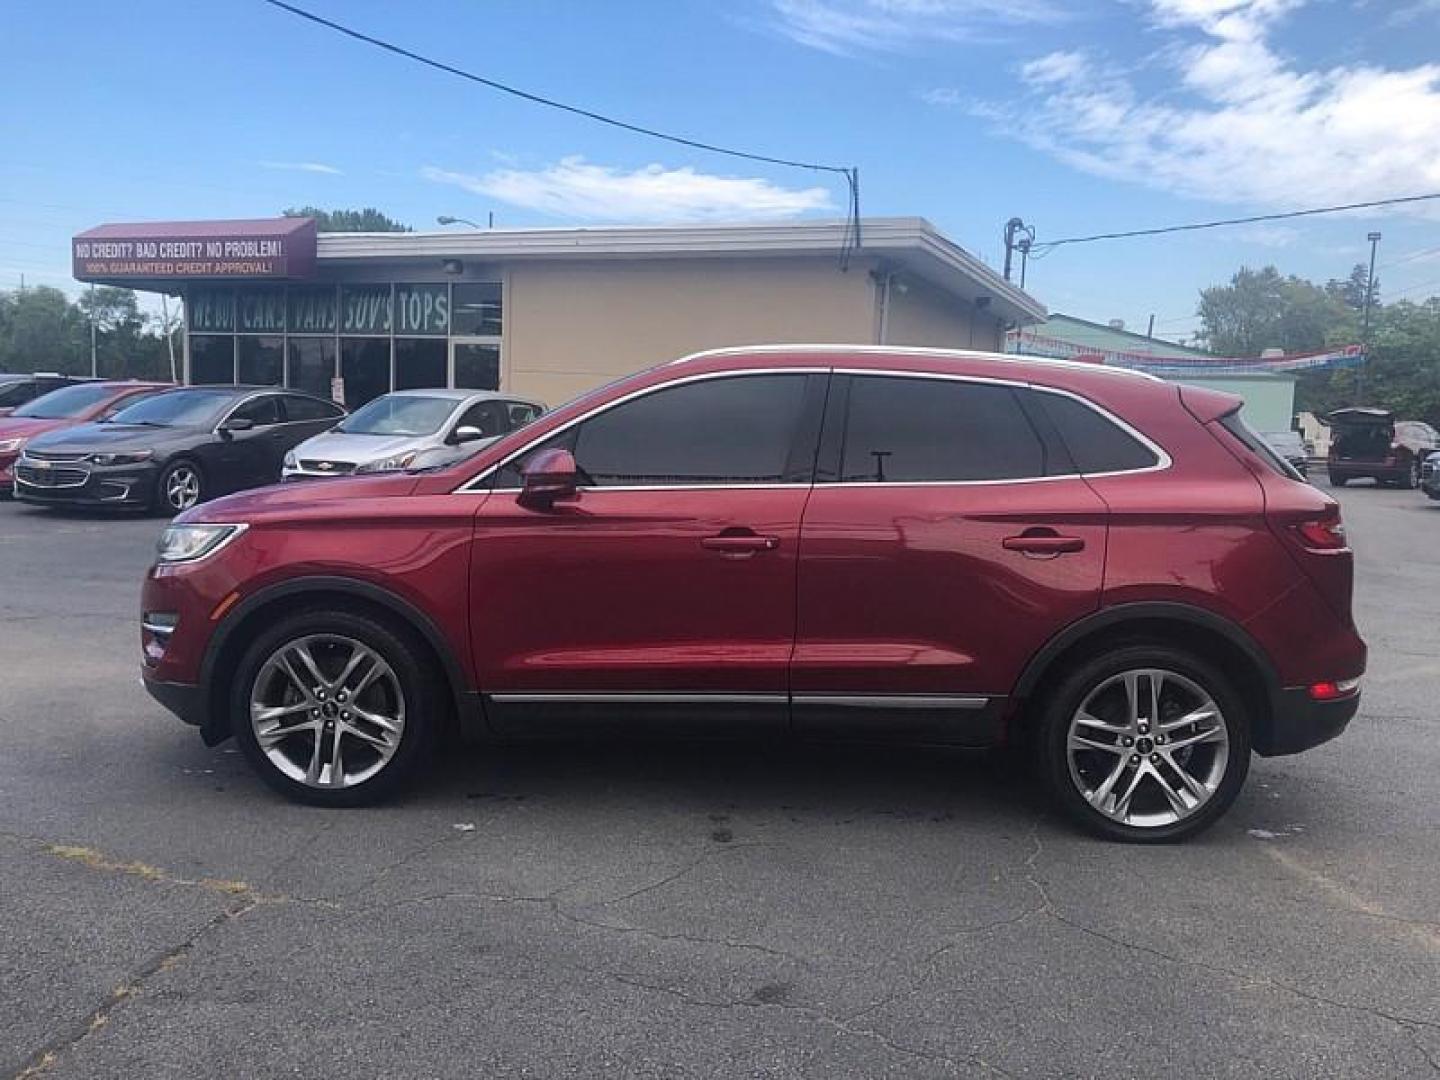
[1006,331,1365,376]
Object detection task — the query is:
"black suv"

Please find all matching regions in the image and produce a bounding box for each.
[0,373,93,416]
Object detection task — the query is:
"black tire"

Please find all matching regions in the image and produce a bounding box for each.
[1402,458,1420,490]
[1036,644,1251,843]
[1329,474,1347,487]
[155,458,205,515]
[230,607,441,806]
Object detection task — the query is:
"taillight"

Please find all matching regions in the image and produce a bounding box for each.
[1292,518,1347,550]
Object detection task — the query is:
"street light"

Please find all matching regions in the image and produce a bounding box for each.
[1358,231,1381,404]
[436,213,494,228]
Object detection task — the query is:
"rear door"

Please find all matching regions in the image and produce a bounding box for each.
[791,372,1109,743]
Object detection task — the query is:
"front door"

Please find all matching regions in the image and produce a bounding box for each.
[469,371,827,735]
[792,372,1108,743]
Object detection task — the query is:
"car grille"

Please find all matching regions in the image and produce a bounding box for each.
[23,449,87,462]
[299,459,357,475]
[16,463,88,488]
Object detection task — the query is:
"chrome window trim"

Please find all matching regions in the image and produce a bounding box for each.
[455,364,1171,495]
[453,367,831,494]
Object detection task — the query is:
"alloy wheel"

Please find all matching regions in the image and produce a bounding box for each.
[248,634,406,789]
[1065,668,1230,829]
[165,465,201,510]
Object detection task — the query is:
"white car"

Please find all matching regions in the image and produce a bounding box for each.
[282,389,543,480]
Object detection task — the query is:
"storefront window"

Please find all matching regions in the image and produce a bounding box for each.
[289,287,338,333]
[395,285,450,335]
[452,283,502,336]
[454,343,500,390]
[395,338,447,390]
[238,336,284,386]
[237,289,286,333]
[341,338,390,409]
[287,338,336,400]
[189,288,235,333]
[341,285,392,336]
[190,335,235,384]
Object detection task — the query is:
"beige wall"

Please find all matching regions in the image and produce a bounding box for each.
[882,273,998,351]
[502,257,880,404]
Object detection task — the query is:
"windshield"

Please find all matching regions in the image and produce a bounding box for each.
[13,383,118,419]
[337,395,457,436]
[108,388,237,428]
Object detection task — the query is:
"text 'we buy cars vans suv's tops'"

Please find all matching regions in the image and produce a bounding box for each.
[140,346,1364,842]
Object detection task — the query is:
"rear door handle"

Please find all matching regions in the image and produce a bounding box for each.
[701,532,780,555]
[1002,533,1085,555]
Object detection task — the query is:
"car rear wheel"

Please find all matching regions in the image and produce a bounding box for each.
[1403,458,1421,490]
[230,609,440,806]
[157,459,204,514]
[1037,645,1250,842]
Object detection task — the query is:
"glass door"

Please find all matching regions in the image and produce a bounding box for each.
[451,339,501,390]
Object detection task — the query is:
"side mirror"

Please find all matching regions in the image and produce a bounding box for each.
[220,417,255,437]
[518,448,579,509]
[451,425,484,445]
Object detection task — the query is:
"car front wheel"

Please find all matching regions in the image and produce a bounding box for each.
[230,608,440,806]
[1037,645,1250,842]
[157,459,204,514]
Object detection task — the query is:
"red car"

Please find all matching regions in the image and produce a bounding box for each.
[141,347,1365,841]
[0,380,170,494]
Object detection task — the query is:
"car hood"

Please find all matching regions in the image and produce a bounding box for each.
[293,430,429,463]
[0,416,70,442]
[26,421,203,454]
[182,472,420,522]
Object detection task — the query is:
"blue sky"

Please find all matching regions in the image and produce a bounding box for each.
[4,0,1440,344]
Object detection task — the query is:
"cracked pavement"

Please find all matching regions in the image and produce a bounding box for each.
[2,487,1437,1078]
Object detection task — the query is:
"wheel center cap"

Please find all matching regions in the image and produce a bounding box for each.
[321,702,339,718]
[1136,736,1155,755]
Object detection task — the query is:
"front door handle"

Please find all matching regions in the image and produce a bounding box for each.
[1002,531,1085,556]
[701,531,780,555]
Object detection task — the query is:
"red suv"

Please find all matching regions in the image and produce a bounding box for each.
[141,347,1365,841]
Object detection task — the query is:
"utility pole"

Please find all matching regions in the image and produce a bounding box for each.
[1003,217,1035,283]
[89,283,98,378]
[1358,231,1381,404]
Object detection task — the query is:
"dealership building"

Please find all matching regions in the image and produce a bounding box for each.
[71,216,1044,409]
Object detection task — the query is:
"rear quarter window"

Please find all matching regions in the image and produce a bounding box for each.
[1218,410,1304,481]
[1034,392,1160,474]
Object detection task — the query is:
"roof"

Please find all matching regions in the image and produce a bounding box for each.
[385,388,538,403]
[1033,313,1212,358]
[318,218,1046,326]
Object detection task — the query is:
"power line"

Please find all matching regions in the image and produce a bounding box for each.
[1031,192,1440,253]
[258,0,852,178]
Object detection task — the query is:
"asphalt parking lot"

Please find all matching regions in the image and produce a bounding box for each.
[1,486,1437,1079]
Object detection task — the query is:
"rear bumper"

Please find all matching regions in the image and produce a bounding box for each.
[1254,687,1359,756]
[1327,460,1404,482]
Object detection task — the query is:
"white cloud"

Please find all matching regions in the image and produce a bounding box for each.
[971,1,1440,217]
[769,0,1067,55]
[259,161,342,175]
[421,157,834,223]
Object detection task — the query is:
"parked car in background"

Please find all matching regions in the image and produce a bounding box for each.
[1420,455,1440,501]
[16,385,344,513]
[140,346,1364,843]
[1326,408,1438,488]
[0,381,170,496]
[0,372,95,416]
[282,389,542,481]
[1260,430,1309,478]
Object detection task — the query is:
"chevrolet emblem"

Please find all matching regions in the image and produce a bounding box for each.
[317,461,334,472]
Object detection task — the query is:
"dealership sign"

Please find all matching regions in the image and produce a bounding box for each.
[72,218,318,281]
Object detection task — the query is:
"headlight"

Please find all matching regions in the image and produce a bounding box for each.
[155,523,247,564]
[283,450,297,468]
[89,450,152,466]
[354,450,417,474]
[0,437,24,454]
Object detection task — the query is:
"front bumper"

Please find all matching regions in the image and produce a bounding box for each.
[142,672,205,727]
[14,459,158,506]
[1254,687,1360,756]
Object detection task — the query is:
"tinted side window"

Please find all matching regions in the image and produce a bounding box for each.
[1035,392,1159,474]
[282,394,342,421]
[497,374,809,488]
[0,381,36,408]
[506,403,541,430]
[838,376,1044,482]
[231,395,281,426]
[457,401,509,437]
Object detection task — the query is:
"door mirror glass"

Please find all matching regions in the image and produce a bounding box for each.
[452,425,485,444]
[518,447,578,508]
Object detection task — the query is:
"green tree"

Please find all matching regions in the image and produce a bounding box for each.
[0,286,88,373]
[1325,263,1379,313]
[282,206,411,232]
[1197,266,1354,356]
